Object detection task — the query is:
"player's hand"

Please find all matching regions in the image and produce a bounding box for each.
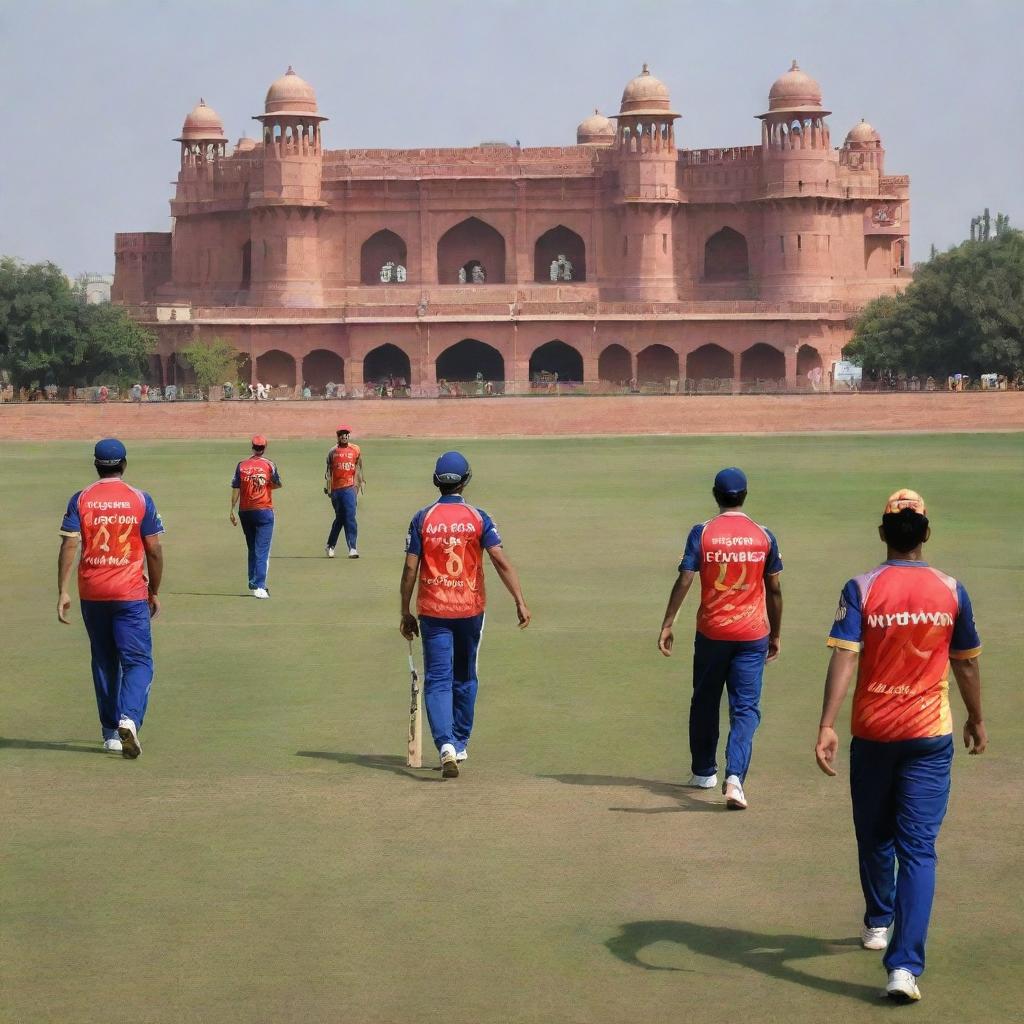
[229,511,237,526]
[964,718,987,755]
[148,594,161,620]
[57,591,72,624]
[323,486,329,496]
[516,601,531,629]
[658,626,674,657]
[815,726,839,776]
[767,635,781,662]
[400,613,419,640]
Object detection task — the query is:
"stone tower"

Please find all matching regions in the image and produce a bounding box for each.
[250,67,326,306]
[611,66,680,301]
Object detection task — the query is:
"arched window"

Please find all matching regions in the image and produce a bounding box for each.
[637,344,679,383]
[740,343,785,380]
[598,344,631,383]
[364,343,411,385]
[255,349,296,389]
[704,228,750,281]
[361,230,408,286]
[304,349,345,389]
[534,226,586,283]
[435,339,505,384]
[529,340,583,383]
[437,218,506,284]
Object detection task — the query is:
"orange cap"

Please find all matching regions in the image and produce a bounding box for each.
[251,434,267,448]
[884,489,926,515]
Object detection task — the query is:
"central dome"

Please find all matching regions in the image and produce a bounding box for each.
[264,66,320,115]
[618,64,678,117]
[577,109,615,145]
[767,60,825,112]
[846,118,880,146]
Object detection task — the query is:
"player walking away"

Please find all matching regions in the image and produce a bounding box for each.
[229,435,281,599]
[398,451,530,778]
[657,467,783,810]
[324,426,364,559]
[57,439,164,758]
[815,490,985,1004]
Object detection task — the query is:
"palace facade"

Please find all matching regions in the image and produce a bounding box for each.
[112,61,910,392]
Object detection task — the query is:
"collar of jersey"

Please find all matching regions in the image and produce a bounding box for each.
[438,495,466,504]
[884,559,929,566]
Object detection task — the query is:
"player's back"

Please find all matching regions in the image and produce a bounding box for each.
[234,456,278,511]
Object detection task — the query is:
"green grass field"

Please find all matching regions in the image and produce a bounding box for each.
[2,434,1022,1024]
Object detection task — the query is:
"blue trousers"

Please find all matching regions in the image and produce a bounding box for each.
[850,734,953,976]
[419,613,484,752]
[80,599,154,739]
[689,632,768,781]
[239,509,274,590]
[327,487,358,550]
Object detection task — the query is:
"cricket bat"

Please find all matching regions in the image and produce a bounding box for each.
[406,640,423,768]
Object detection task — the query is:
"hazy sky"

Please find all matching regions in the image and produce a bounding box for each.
[1,0,1021,276]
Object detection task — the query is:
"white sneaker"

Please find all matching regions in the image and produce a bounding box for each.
[326,546,335,559]
[886,969,921,1002]
[348,548,359,559]
[723,774,747,810]
[252,587,270,599]
[117,717,141,759]
[103,737,123,752]
[455,748,468,763]
[440,743,459,778]
[685,772,718,789]
[861,924,890,950]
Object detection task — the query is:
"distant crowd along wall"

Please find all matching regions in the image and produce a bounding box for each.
[1,393,1020,443]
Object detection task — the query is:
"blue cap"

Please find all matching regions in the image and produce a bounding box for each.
[434,450,471,485]
[94,438,127,466]
[714,467,747,493]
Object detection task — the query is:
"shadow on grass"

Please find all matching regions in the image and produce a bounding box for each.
[165,591,252,599]
[607,920,882,1004]
[296,750,437,782]
[542,774,722,813]
[0,737,106,756]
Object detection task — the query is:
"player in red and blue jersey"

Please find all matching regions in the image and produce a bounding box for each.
[57,438,164,758]
[229,435,282,598]
[658,467,783,809]
[815,490,985,1004]
[399,451,530,778]
[323,425,364,559]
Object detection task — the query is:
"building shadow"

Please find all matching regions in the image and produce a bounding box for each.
[296,750,437,783]
[542,773,722,813]
[606,920,882,1004]
[0,737,106,756]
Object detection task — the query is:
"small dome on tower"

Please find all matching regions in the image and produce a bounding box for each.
[234,136,257,153]
[767,60,825,112]
[177,99,228,142]
[577,109,615,145]
[845,119,880,147]
[264,66,319,115]
[618,64,678,117]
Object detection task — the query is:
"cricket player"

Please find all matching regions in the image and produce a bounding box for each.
[324,425,364,558]
[658,467,783,809]
[229,434,281,598]
[399,451,530,777]
[815,490,985,1004]
[57,438,164,757]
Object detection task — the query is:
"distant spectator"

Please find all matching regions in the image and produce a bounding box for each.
[141,383,149,401]
[224,381,235,400]
[302,384,312,400]
[99,385,109,403]
[926,376,936,392]
[325,381,336,399]
[164,384,177,402]
[45,383,58,401]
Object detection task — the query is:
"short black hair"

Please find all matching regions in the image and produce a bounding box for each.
[95,459,126,478]
[881,509,929,552]
[713,488,747,508]
[437,481,463,496]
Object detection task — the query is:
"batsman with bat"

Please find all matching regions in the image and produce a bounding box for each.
[399,451,530,778]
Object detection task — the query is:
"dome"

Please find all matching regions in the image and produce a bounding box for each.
[845,118,880,146]
[618,64,678,117]
[766,60,826,113]
[177,99,228,142]
[264,66,320,116]
[234,136,257,153]
[577,109,615,145]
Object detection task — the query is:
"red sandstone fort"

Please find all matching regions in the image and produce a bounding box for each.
[112,62,910,394]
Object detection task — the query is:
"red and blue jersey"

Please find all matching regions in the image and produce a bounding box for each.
[405,495,502,618]
[232,456,281,511]
[827,561,981,742]
[60,478,164,602]
[327,443,361,490]
[679,511,782,641]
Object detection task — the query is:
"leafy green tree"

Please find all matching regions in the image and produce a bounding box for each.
[180,337,243,391]
[847,228,1024,377]
[0,256,154,389]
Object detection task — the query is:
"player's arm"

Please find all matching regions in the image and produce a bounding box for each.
[229,485,240,524]
[324,453,331,494]
[57,535,79,624]
[658,570,696,657]
[143,534,163,620]
[269,462,282,490]
[486,544,530,628]
[356,453,365,492]
[951,657,986,754]
[815,648,858,776]
[765,572,783,662]
[399,552,420,639]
